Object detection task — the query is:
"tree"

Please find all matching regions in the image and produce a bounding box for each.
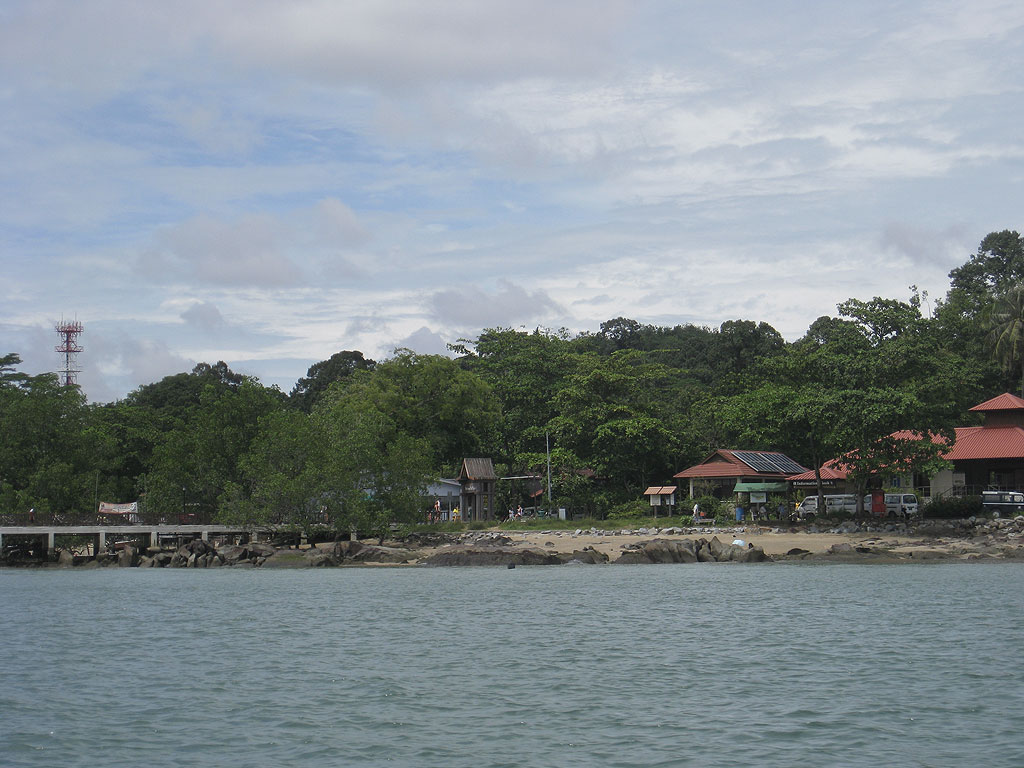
[547,351,677,501]
[224,408,320,528]
[144,377,285,522]
[939,231,1024,395]
[721,296,972,513]
[456,327,577,462]
[312,385,433,540]
[352,350,500,471]
[289,350,375,412]
[986,284,1024,398]
[0,355,93,520]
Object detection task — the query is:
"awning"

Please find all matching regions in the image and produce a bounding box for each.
[733,482,788,493]
[643,485,677,496]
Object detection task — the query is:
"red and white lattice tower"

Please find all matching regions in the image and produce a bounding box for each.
[55,319,84,386]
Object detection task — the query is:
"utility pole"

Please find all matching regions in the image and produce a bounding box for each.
[546,432,552,509]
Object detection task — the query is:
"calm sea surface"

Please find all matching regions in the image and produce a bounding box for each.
[2,562,1022,767]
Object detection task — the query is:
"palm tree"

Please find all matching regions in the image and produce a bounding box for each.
[987,284,1024,397]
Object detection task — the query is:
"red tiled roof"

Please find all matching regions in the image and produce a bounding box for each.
[787,464,849,483]
[944,425,1024,461]
[970,393,1024,412]
[792,422,1024,481]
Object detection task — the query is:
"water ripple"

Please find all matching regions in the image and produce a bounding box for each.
[1,564,1022,767]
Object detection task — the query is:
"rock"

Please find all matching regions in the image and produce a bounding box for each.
[138,556,155,568]
[642,539,698,563]
[708,536,728,560]
[117,545,138,567]
[696,540,714,562]
[422,546,564,566]
[612,548,653,564]
[57,549,74,568]
[218,545,251,564]
[732,545,768,563]
[563,547,608,564]
[828,542,854,555]
[247,542,277,558]
[305,550,339,567]
[350,545,414,564]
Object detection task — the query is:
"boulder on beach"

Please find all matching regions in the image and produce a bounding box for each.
[562,547,609,564]
[421,546,564,567]
[623,538,698,564]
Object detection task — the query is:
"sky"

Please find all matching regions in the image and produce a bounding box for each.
[2,1,1024,402]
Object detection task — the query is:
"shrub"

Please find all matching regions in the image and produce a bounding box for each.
[606,499,650,520]
[921,495,984,519]
[689,495,722,519]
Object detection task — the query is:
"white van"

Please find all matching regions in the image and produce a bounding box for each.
[793,494,857,520]
[863,493,919,519]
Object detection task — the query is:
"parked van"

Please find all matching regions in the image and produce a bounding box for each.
[981,490,1024,516]
[793,494,857,520]
[864,493,919,519]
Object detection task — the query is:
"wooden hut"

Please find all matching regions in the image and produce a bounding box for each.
[458,458,497,522]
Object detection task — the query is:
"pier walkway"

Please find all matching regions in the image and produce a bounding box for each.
[0,525,264,556]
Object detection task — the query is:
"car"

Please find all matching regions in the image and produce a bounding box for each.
[981,490,1024,516]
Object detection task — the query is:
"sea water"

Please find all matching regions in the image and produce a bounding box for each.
[1,563,1022,767]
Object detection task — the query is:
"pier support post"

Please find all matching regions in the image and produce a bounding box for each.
[46,531,55,555]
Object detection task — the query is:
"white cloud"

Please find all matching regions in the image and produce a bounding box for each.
[428,280,563,329]
[3,1,1023,402]
[180,301,227,330]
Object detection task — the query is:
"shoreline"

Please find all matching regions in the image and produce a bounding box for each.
[4,517,1023,568]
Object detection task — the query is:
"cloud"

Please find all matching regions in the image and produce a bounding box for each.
[880,222,973,269]
[219,1,627,88]
[180,301,227,330]
[139,213,299,287]
[312,198,370,247]
[392,326,452,357]
[79,332,196,403]
[428,280,563,329]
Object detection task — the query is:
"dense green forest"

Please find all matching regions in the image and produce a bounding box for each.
[4,231,1024,531]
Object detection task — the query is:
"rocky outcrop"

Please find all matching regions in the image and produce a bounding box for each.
[421,546,564,567]
[613,536,768,565]
[563,547,609,564]
[614,539,698,564]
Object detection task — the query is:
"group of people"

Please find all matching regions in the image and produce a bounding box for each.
[506,505,525,522]
[425,499,460,524]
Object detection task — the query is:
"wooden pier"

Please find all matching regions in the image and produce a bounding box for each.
[0,525,262,557]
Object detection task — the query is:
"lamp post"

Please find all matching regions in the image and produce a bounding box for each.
[181,486,186,523]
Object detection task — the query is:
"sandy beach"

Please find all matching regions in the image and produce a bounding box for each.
[375,517,1024,564]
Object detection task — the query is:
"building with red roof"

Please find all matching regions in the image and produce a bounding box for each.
[788,393,1024,500]
[674,449,808,498]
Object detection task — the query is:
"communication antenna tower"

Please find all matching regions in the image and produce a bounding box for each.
[55,319,84,386]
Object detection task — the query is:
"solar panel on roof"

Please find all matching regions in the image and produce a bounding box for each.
[733,450,805,474]
[732,451,775,472]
